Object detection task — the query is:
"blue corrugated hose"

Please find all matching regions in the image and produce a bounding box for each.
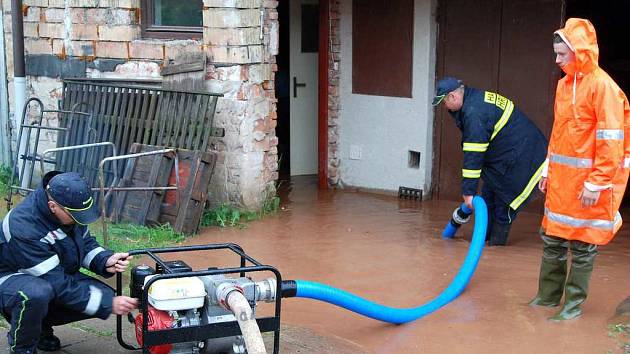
[292,195,487,324]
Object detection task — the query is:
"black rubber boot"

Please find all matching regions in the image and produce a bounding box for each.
[529,257,567,307]
[37,327,60,352]
[9,348,37,354]
[487,222,511,246]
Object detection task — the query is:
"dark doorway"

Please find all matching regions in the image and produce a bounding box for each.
[434,0,563,203]
[566,1,630,96]
[276,0,290,179]
[565,1,630,204]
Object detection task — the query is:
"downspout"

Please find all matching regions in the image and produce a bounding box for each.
[0,9,11,165]
[11,0,28,186]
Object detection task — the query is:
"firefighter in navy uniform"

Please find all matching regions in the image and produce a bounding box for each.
[0,171,137,354]
[433,77,548,245]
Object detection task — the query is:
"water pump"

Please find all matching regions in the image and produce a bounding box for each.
[117,244,282,354]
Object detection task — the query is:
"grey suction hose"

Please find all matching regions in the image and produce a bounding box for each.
[226,291,267,354]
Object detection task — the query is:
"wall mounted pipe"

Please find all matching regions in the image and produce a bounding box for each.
[283,195,487,324]
[11,0,27,183]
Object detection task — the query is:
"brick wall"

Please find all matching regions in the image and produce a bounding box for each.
[1,0,280,210]
[203,0,279,209]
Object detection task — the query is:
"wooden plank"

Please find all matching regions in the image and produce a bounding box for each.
[135,89,151,144]
[113,88,131,155]
[106,86,124,159]
[160,61,205,76]
[114,143,174,226]
[165,91,180,146]
[189,95,209,150]
[137,153,166,223]
[159,148,217,234]
[154,91,172,146]
[143,91,159,145]
[200,97,218,151]
[101,86,119,185]
[171,93,192,148]
[165,92,181,147]
[85,84,104,184]
[180,94,200,147]
[120,88,140,156]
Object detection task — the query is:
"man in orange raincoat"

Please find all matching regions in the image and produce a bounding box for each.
[530,18,630,321]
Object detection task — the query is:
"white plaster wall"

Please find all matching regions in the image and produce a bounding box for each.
[338,0,437,194]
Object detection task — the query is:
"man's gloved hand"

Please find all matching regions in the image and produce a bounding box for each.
[112,296,138,315]
[538,177,547,193]
[463,195,474,210]
[578,187,600,208]
[105,253,133,274]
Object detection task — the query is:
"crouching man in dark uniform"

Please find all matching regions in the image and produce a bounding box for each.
[0,171,138,353]
[433,77,548,245]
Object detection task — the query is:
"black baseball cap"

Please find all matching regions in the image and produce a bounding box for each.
[432,77,463,106]
[45,171,99,225]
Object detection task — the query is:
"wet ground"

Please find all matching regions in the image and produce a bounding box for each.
[4,175,630,353]
[179,176,630,353]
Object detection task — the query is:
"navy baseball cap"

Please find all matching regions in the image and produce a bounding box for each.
[45,172,99,225]
[432,77,463,106]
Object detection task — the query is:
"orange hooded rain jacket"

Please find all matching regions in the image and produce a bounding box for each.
[542,18,630,245]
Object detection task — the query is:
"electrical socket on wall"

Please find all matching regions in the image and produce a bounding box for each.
[350,145,362,160]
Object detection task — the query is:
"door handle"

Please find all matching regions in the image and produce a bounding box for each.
[293,76,306,98]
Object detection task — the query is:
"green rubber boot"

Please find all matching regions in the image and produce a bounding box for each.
[549,241,596,321]
[548,267,592,321]
[529,257,567,307]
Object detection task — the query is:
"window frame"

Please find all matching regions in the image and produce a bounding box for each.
[140,0,203,40]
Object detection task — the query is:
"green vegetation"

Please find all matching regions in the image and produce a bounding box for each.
[89,223,186,253]
[0,165,15,220]
[608,323,630,354]
[0,165,11,196]
[201,204,258,228]
[70,322,114,337]
[201,187,281,228]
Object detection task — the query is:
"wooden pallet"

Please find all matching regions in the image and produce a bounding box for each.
[158,148,217,234]
[113,144,175,225]
[113,143,216,234]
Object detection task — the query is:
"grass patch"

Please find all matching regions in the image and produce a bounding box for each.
[0,165,11,197]
[201,188,281,228]
[608,323,630,354]
[89,222,186,253]
[202,204,258,228]
[83,223,187,293]
[70,322,114,337]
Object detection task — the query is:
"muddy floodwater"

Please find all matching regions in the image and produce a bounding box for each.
[178,176,630,353]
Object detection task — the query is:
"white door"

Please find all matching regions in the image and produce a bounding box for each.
[289,0,319,176]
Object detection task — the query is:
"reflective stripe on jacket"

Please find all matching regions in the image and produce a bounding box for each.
[0,187,114,318]
[542,18,630,245]
[450,87,548,211]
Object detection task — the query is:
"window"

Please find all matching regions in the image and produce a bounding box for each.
[141,0,203,39]
[352,0,414,97]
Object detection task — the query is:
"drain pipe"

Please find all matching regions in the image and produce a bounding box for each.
[218,285,267,354]
[281,195,488,324]
[11,0,28,186]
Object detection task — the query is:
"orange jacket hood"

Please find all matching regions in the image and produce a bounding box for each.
[555,18,599,74]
